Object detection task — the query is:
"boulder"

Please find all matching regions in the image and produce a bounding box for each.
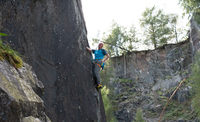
[0,60,50,122]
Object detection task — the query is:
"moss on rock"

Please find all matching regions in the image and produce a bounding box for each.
[13,54,23,68]
[0,72,26,102]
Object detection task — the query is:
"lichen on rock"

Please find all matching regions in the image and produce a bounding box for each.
[0,60,50,122]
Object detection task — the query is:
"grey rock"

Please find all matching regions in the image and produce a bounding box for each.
[111,19,200,122]
[178,118,185,122]
[1,0,106,122]
[0,60,50,122]
[177,86,192,103]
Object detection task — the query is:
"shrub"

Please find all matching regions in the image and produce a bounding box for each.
[133,108,145,122]
[102,87,117,122]
[192,52,200,117]
[0,33,23,68]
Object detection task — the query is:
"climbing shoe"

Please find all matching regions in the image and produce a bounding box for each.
[97,84,102,89]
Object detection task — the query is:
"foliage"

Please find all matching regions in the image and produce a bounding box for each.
[140,6,180,48]
[165,75,171,80]
[191,52,200,117]
[12,54,23,68]
[100,59,114,86]
[162,100,196,121]
[179,0,200,24]
[103,22,139,56]
[118,78,134,83]
[133,108,145,122]
[92,21,139,57]
[0,33,8,36]
[168,14,189,43]
[168,14,179,43]
[100,58,118,121]
[101,87,117,122]
[0,33,23,68]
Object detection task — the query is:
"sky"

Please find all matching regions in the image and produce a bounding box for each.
[82,0,189,49]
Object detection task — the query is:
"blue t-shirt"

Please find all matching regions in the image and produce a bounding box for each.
[92,49,107,60]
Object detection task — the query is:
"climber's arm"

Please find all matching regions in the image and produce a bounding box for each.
[103,54,110,63]
[86,47,92,53]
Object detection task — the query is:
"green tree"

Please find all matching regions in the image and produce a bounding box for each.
[127,24,140,51]
[179,0,200,23]
[101,87,117,122]
[100,59,114,85]
[133,108,145,122]
[103,21,129,56]
[192,52,200,117]
[102,21,139,57]
[91,21,139,57]
[168,13,189,43]
[168,14,179,43]
[140,6,172,48]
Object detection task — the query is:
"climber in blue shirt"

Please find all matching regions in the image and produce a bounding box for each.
[86,42,110,89]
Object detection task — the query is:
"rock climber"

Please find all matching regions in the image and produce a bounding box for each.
[86,42,110,89]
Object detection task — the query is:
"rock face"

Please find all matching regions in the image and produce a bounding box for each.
[190,19,200,59]
[0,60,51,122]
[109,20,200,122]
[1,0,106,122]
[112,39,191,85]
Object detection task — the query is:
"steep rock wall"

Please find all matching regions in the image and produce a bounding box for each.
[112,39,191,86]
[0,60,51,122]
[0,0,106,122]
[190,19,200,59]
[110,19,200,122]
[111,39,192,122]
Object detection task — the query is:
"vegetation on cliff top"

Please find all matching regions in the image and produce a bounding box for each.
[91,5,188,56]
[140,6,182,49]
[179,0,200,24]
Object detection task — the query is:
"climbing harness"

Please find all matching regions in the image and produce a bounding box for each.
[94,59,102,68]
[94,59,105,69]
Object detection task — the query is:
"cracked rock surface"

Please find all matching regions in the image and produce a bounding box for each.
[1,0,106,122]
[0,60,50,122]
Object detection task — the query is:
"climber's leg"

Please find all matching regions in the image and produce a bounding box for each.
[94,60,102,89]
[92,62,97,86]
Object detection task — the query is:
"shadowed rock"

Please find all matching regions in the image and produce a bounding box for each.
[1,0,106,122]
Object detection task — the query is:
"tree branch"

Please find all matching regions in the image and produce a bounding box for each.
[102,42,130,52]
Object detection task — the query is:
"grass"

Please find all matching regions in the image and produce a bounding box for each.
[0,33,23,69]
[145,98,196,121]
[165,76,171,79]
[119,78,134,83]
[162,99,196,121]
